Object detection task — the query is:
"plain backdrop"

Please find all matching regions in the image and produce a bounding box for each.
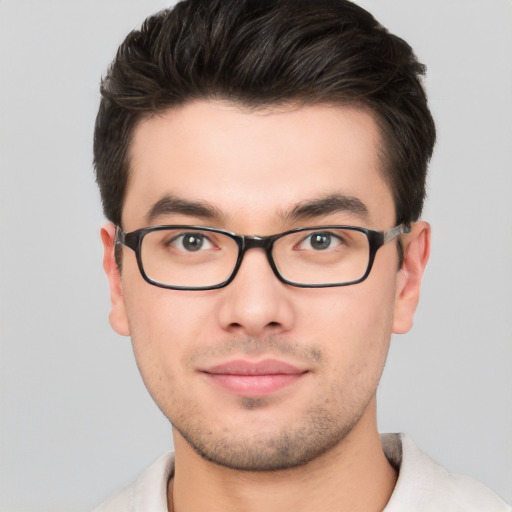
[1,1,511,510]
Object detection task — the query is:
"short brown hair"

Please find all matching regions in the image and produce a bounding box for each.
[94,0,436,227]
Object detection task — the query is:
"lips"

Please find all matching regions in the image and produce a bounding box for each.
[201,359,307,397]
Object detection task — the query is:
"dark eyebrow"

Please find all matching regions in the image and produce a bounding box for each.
[145,195,223,224]
[284,193,369,221]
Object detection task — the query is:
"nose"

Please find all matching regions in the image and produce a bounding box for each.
[216,247,296,338]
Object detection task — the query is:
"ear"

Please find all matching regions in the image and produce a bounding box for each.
[392,221,431,334]
[101,223,131,337]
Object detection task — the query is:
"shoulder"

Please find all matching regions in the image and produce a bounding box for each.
[92,452,174,512]
[382,433,511,512]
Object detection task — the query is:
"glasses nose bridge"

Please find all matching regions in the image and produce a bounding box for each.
[240,234,274,257]
[236,234,276,273]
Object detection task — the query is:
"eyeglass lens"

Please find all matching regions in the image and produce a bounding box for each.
[139,227,371,288]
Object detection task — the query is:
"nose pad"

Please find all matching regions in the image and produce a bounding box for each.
[216,248,295,337]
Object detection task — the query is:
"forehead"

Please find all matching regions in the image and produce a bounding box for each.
[123,100,395,230]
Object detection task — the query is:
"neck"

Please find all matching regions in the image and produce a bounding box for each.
[168,402,397,512]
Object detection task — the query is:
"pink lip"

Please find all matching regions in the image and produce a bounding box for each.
[201,359,307,397]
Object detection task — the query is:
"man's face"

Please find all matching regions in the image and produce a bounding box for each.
[103,101,425,470]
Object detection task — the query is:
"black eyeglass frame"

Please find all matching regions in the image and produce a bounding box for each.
[115,223,411,291]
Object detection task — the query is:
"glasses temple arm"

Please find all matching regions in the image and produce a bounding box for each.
[383,223,411,243]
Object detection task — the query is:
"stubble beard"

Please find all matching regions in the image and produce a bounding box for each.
[161,335,380,472]
[170,389,369,472]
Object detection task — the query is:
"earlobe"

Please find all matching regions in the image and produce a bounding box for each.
[392,221,431,334]
[101,223,131,337]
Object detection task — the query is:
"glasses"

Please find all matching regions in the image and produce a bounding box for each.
[115,223,410,290]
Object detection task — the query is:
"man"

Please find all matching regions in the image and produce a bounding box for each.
[92,0,511,510]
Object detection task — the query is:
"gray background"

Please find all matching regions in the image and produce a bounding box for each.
[0,1,511,510]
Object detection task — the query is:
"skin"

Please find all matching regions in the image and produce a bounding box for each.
[102,100,430,512]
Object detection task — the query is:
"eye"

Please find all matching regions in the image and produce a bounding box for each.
[299,231,342,251]
[170,232,214,252]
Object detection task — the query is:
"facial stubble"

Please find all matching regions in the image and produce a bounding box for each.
[173,396,366,472]
[166,336,380,472]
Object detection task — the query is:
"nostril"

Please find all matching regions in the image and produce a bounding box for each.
[226,320,282,334]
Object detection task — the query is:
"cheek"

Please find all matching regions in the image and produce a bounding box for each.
[122,276,237,394]
[123,269,214,346]
[121,283,211,402]
[305,278,395,341]
[304,273,396,378]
